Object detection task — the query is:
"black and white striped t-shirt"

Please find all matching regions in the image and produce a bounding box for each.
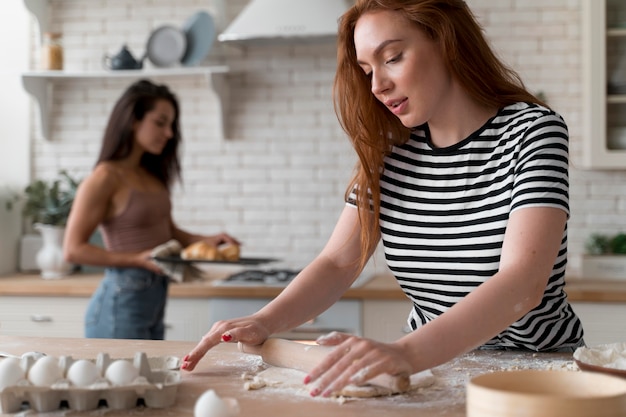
[352,102,584,351]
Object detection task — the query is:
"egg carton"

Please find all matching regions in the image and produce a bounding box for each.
[0,352,181,413]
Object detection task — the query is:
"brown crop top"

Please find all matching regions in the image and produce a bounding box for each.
[100,189,172,252]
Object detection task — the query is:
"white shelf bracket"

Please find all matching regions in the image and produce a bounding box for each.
[22,76,52,141]
[205,71,231,140]
[23,0,48,43]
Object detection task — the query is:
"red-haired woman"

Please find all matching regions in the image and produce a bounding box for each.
[183,0,584,397]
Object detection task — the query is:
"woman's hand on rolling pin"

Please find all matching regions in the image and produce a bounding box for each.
[305,332,413,397]
[181,316,270,371]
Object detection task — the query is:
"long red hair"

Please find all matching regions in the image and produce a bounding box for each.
[334,0,546,270]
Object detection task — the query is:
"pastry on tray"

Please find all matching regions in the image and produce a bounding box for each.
[180,241,240,262]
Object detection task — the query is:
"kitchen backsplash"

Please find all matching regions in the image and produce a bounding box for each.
[24,0,626,274]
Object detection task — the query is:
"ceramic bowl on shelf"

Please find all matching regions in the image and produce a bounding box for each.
[466,369,626,417]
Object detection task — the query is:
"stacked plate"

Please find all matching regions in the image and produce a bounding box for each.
[145,11,216,68]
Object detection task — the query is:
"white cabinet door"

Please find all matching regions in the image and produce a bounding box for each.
[0,295,211,341]
[581,0,626,168]
[362,300,413,342]
[164,298,211,342]
[571,302,626,346]
[0,296,88,338]
[208,298,362,340]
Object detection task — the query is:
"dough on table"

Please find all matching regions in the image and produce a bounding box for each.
[243,367,436,398]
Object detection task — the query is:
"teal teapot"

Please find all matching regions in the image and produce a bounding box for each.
[103,45,144,70]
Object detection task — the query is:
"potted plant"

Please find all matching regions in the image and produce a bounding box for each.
[581,232,626,281]
[8,170,80,278]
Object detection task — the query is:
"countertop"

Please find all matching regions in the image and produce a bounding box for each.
[0,272,625,302]
[0,335,578,416]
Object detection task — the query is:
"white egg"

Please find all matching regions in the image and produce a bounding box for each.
[66,359,100,387]
[28,356,63,386]
[104,359,139,386]
[0,358,26,389]
[194,389,231,417]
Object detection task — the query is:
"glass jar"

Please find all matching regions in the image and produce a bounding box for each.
[41,32,63,70]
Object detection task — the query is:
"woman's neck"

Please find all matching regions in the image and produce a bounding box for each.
[427,85,498,148]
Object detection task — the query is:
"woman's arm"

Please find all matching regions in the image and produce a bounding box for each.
[182,205,371,371]
[306,206,567,396]
[63,164,158,272]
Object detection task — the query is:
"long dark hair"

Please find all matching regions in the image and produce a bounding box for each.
[97,79,182,188]
[334,0,546,270]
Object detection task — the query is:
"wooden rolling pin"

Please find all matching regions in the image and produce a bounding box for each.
[238,338,410,393]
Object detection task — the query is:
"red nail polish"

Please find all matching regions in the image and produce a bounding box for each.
[182,355,189,361]
[303,375,311,384]
[222,333,233,342]
[310,388,320,397]
[181,363,188,370]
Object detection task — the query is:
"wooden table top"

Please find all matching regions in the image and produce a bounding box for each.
[0,336,577,416]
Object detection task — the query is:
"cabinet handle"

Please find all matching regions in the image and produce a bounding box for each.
[30,315,53,323]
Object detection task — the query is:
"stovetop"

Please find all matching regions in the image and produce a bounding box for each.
[214,269,301,286]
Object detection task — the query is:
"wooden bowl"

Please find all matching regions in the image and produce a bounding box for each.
[467,370,626,417]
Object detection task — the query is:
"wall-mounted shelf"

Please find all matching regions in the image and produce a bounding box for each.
[22,0,232,141]
[22,66,231,141]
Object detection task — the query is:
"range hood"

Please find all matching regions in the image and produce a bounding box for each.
[218,0,351,45]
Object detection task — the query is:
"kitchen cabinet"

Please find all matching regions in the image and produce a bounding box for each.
[581,0,626,168]
[21,0,231,141]
[208,298,362,340]
[571,301,626,346]
[163,297,212,342]
[0,295,88,338]
[0,294,212,342]
[362,299,412,342]
[0,294,206,342]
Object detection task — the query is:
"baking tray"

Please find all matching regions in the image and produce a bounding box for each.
[152,254,279,266]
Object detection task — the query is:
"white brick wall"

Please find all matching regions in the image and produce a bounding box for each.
[27,0,626,275]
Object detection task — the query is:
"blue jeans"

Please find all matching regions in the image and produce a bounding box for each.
[85,267,169,340]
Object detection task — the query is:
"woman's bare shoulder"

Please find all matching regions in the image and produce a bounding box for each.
[83,162,124,192]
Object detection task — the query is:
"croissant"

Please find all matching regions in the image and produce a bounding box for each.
[180,241,241,261]
[218,244,240,261]
[180,241,221,260]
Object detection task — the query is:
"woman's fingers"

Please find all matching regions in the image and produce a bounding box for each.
[181,319,269,372]
[305,337,413,397]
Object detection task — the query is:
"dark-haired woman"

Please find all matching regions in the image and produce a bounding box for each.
[64,79,239,340]
[182,0,584,397]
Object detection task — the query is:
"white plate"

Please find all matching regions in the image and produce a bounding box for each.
[146,25,187,67]
[180,10,216,66]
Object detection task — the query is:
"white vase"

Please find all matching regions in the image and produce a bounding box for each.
[35,223,71,279]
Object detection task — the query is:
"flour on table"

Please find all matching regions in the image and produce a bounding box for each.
[242,367,436,399]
